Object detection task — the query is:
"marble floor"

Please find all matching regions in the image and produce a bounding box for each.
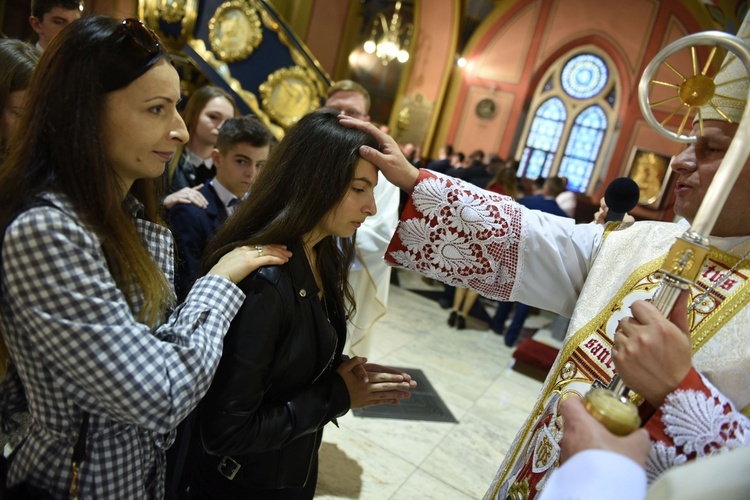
[315,270,563,500]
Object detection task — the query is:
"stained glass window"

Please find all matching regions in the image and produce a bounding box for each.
[558,106,607,192]
[519,97,566,179]
[517,50,616,194]
[561,54,608,99]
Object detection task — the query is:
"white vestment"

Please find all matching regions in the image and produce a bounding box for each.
[384,170,750,499]
[345,174,400,357]
[539,438,750,500]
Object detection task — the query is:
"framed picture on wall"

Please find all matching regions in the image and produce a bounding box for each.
[475,98,497,120]
[625,147,673,208]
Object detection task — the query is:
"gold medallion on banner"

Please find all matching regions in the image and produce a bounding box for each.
[259,67,319,128]
[208,0,263,63]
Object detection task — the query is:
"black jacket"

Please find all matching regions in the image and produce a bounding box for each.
[194,241,350,489]
[167,149,216,194]
[168,183,228,300]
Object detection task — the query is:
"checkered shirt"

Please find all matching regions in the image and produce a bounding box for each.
[0,193,244,498]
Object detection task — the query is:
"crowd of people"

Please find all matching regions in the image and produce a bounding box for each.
[0,4,415,498]
[1,1,749,499]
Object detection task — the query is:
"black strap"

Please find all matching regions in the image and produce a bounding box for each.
[72,413,89,465]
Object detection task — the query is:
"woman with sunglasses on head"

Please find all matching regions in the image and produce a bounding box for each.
[188,109,416,500]
[163,85,238,209]
[0,16,290,498]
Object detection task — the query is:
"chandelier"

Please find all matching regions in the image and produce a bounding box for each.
[363,1,413,65]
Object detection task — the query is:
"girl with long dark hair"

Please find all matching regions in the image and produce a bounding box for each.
[189,109,416,499]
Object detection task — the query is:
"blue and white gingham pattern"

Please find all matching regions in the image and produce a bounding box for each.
[0,193,244,498]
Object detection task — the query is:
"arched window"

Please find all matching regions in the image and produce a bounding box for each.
[519,98,566,179]
[516,50,619,194]
[559,106,607,192]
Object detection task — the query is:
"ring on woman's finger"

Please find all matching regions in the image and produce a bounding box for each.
[255,245,264,257]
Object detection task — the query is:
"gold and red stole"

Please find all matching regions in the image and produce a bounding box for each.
[487,222,750,500]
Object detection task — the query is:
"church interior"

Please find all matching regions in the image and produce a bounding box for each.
[2,0,747,498]
[3,0,745,225]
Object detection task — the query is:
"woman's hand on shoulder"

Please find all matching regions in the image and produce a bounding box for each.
[164,185,209,209]
[207,244,292,284]
[337,357,416,409]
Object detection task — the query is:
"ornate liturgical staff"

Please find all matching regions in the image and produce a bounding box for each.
[584,30,750,435]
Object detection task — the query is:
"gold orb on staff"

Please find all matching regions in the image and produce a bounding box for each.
[640,32,750,141]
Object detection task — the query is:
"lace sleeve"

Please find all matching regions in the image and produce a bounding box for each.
[385,170,524,300]
[644,368,750,483]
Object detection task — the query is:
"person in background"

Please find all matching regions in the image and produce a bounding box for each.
[516,176,569,217]
[454,149,490,186]
[169,115,272,300]
[189,109,416,499]
[486,163,519,198]
[425,144,454,174]
[0,39,39,164]
[555,176,577,218]
[0,16,290,497]
[401,143,422,168]
[446,151,469,177]
[0,38,40,455]
[490,176,570,346]
[324,80,400,359]
[28,0,83,51]
[164,85,238,207]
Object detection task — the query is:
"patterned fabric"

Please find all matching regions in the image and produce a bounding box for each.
[385,169,593,316]
[386,170,525,300]
[645,369,750,483]
[0,192,244,498]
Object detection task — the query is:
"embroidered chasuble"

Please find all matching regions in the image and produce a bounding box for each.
[384,171,750,500]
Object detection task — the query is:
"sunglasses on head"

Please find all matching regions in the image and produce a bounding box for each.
[101,18,165,92]
[119,18,161,56]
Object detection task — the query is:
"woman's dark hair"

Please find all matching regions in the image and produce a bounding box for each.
[487,166,519,199]
[0,15,174,326]
[204,109,380,315]
[0,39,40,156]
[167,85,238,182]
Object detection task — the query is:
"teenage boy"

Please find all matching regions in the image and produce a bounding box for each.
[169,115,272,299]
[29,0,83,50]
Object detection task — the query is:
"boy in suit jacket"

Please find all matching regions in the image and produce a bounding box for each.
[169,116,272,299]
